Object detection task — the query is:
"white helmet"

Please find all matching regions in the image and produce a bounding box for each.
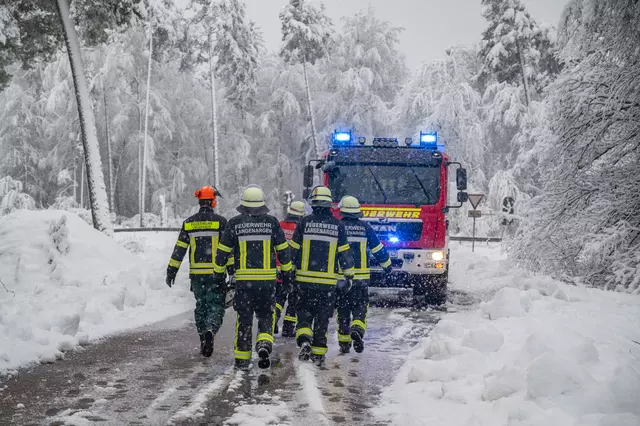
[310,186,333,208]
[287,201,306,217]
[237,184,269,215]
[339,195,362,218]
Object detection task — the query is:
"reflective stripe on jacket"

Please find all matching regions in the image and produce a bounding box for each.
[340,217,391,281]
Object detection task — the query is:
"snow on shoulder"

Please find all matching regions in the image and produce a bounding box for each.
[0,210,190,372]
[375,244,640,426]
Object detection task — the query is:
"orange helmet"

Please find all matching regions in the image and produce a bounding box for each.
[194,186,220,207]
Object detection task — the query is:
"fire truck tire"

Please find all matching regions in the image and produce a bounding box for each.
[412,272,448,307]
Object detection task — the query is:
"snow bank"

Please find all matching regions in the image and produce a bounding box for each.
[0,210,192,372]
[376,244,640,426]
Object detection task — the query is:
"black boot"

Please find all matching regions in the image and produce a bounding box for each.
[256,342,271,369]
[202,330,214,357]
[350,330,364,353]
[235,358,250,371]
[298,341,311,361]
[310,354,325,367]
[274,322,279,335]
[339,342,351,354]
[281,320,296,338]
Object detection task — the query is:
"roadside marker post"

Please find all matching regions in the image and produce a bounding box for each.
[468,194,484,252]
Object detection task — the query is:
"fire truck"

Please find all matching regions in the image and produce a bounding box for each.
[302,130,468,305]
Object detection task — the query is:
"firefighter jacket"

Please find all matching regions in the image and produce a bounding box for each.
[167,206,232,279]
[276,217,299,273]
[341,217,392,282]
[290,208,355,290]
[213,214,292,288]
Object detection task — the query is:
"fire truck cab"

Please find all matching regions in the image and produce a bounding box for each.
[302,130,468,305]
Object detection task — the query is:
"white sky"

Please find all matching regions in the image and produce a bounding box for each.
[242,0,569,70]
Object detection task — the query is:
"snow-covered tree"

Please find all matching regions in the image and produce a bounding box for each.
[511,0,640,292]
[280,0,333,157]
[0,176,36,215]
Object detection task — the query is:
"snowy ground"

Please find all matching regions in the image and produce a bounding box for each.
[0,211,193,373]
[376,242,640,426]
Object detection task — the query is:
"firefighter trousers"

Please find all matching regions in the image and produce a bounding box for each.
[191,277,226,336]
[295,287,336,357]
[233,284,276,362]
[336,285,369,345]
[275,284,299,325]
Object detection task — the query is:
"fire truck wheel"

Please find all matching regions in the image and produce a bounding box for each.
[412,273,448,307]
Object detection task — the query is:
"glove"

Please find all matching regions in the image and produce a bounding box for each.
[166,275,175,288]
[337,277,353,295]
[227,275,236,290]
[383,265,393,275]
[281,271,293,293]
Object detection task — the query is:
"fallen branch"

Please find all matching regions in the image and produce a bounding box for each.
[0,277,15,296]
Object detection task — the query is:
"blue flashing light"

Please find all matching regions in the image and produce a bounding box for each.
[388,235,400,243]
[420,132,438,144]
[333,130,352,144]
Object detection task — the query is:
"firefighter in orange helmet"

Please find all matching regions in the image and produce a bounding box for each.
[166,186,233,357]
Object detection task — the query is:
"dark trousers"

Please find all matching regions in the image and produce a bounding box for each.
[296,287,335,357]
[233,284,276,361]
[191,277,226,335]
[336,285,369,344]
[275,284,299,325]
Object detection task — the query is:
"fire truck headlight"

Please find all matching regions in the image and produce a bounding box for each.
[431,251,445,261]
[389,236,400,243]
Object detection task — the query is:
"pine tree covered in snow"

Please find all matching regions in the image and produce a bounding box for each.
[512,0,640,292]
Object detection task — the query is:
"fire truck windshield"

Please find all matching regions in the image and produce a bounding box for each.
[329,164,441,205]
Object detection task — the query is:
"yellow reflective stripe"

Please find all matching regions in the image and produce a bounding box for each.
[296,270,337,279]
[380,258,391,268]
[371,243,384,254]
[353,274,370,280]
[211,235,218,263]
[236,269,277,275]
[189,269,215,274]
[226,256,235,266]
[296,327,313,338]
[271,310,276,334]
[176,240,189,249]
[190,237,196,265]
[328,240,337,276]
[342,267,355,277]
[296,275,336,285]
[301,240,311,271]
[289,240,301,250]
[284,315,297,323]
[239,241,247,270]
[185,221,220,231]
[263,239,270,270]
[280,261,293,272]
[311,346,328,355]
[256,333,274,344]
[275,241,289,251]
[338,244,350,253]
[234,350,251,360]
[168,258,182,268]
[191,262,216,268]
[337,333,352,343]
[360,241,367,269]
[351,320,367,331]
[236,275,276,281]
[275,303,283,311]
[218,243,232,253]
[213,264,226,274]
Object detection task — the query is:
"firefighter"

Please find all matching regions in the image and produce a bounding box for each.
[213,185,293,370]
[274,200,305,337]
[336,196,392,354]
[165,186,232,358]
[290,186,355,366]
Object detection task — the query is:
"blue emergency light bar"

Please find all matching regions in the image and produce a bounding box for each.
[420,132,438,145]
[333,130,352,144]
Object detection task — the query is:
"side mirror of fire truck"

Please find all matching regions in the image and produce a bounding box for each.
[303,165,314,188]
[457,192,469,203]
[456,168,468,191]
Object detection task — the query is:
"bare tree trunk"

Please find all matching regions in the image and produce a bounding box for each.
[302,58,319,159]
[140,12,153,227]
[516,38,530,107]
[56,0,112,234]
[208,32,220,189]
[102,76,115,214]
[80,161,85,209]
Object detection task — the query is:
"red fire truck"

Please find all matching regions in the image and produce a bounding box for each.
[302,130,468,305]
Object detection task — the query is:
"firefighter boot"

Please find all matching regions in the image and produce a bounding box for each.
[199,333,205,355]
[339,341,351,354]
[235,358,250,371]
[311,354,325,367]
[281,320,296,338]
[202,330,214,357]
[256,342,271,369]
[350,329,364,354]
[298,341,311,361]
